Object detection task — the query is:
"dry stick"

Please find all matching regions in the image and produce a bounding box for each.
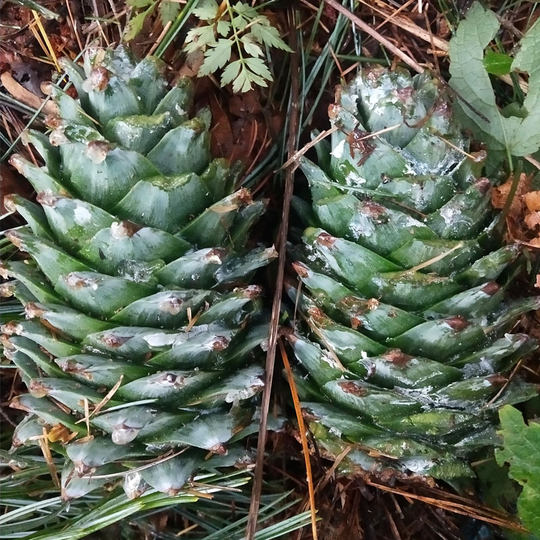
[0,72,57,116]
[245,10,301,540]
[147,21,172,57]
[323,0,425,74]
[332,0,488,122]
[366,0,527,93]
[375,0,416,30]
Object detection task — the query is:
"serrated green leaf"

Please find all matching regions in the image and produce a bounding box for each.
[192,0,218,20]
[184,0,290,92]
[241,35,263,58]
[250,21,292,52]
[221,59,242,87]
[199,39,233,76]
[449,2,540,156]
[495,406,540,536]
[158,0,180,24]
[232,64,254,93]
[483,50,513,75]
[245,56,272,81]
[185,25,217,53]
[217,19,231,37]
[124,3,156,41]
[231,2,258,21]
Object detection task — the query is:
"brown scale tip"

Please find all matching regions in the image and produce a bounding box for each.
[162,372,185,387]
[212,336,230,351]
[350,316,362,330]
[111,221,142,239]
[236,187,253,206]
[28,379,50,398]
[487,374,508,386]
[86,66,110,91]
[102,333,130,348]
[45,114,62,129]
[3,194,16,214]
[316,232,336,247]
[58,359,93,381]
[301,407,320,422]
[292,261,309,278]
[86,140,110,164]
[209,443,227,455]
[0,263,9,280]
[328,103,340,120]
[65,273,99,290]
[36,192,61,207]
[445,315,469,331]
[283,330,298,344]
[383,349,412,366]
[362,201,386,218]
[0,282,15,297]
[237,285,263,299]
[307,306,325,322]
[338,381,368,397]
[73,461,93,475]
[206,248,226,264]
[475,177,491,194]
[1,335,14,350]
[8,153,25,174]
[25,302,45,319]
[279,326,294,339]
[481,282,500,296]
[434,99,451,117]
[1,321,22,335]
[159,296,183,315]
[471,149,487,163]
[9,396,29,412]
[395,86,414,103]
[4,229,23,249]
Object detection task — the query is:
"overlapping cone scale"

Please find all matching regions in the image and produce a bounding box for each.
[289,67,540,481]
[2,47,276,500]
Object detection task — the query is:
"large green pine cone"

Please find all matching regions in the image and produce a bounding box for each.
[1,47,276,499]
[289,67,540,481]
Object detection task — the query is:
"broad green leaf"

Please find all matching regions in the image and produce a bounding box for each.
[483,50,513,75]
[496,406,540,536]
[449,2,540,156]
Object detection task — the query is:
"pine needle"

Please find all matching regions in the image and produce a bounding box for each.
[408,242,464,272]
[363,479,527,532]
[323,0,425,73]
[31,11,61,71]
[38,428,60,489]
[280,339,318,540]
